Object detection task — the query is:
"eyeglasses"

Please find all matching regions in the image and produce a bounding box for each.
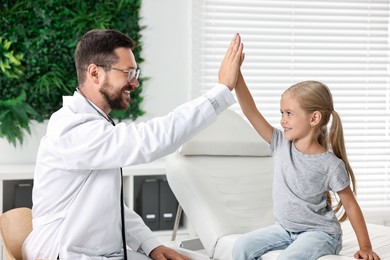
[96,64,140,84]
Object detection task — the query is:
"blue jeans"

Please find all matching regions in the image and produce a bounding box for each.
[232,224,342,260]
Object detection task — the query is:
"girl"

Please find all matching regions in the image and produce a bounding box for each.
[232,72,380,260]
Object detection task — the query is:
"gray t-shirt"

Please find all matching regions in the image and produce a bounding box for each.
[270,128,350,235]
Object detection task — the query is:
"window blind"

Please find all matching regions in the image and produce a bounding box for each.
[192,0,390,220]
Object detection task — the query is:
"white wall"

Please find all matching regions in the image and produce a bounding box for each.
[0,0,192,164]
[138,0,192,121]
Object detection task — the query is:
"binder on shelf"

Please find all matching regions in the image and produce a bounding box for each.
[134,176,182,231]
[14,183,33,208]
[138,179,159,231]
[159,179,178,230]
[3,179,34,213]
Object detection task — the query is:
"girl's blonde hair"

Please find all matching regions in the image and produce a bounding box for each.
[284,81,356,222]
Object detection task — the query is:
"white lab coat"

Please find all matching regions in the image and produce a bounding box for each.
[22,84,235,260]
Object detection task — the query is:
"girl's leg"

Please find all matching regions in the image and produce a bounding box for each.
[232,224,292,260]
[277,231,342,260]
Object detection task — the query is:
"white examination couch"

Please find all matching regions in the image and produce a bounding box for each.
[166,109,390,260]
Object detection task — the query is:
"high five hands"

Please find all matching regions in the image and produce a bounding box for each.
[218,33,245,90]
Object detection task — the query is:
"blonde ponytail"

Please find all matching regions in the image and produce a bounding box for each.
[329,111,356,222]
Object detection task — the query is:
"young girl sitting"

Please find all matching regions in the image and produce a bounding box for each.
[232,72,380,260]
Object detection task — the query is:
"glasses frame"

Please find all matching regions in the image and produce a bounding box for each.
[96,64,140,84]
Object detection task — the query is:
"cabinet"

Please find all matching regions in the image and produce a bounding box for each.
[0,158,194,259]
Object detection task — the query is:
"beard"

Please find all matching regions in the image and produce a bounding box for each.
[99,78,130,110]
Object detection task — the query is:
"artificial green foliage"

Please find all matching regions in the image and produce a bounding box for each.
[0,91,38,146]
[0,0,145,145]
[0,37,24,79]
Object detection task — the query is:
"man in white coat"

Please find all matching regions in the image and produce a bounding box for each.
[22,29,244,260]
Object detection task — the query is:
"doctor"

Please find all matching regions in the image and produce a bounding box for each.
[22,29,244,260]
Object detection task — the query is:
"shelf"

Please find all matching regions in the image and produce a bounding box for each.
[0,158,166,180]
[0,164,35,180]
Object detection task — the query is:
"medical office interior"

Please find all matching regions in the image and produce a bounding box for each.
[1,0,390,259]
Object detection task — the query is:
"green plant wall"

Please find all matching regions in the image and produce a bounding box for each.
[0,0,145,145]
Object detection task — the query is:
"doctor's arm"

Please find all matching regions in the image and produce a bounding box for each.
[54,34,243,170]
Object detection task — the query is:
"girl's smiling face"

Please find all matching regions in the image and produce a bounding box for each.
[280,93,313,142]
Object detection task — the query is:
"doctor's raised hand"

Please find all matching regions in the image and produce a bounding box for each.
[22,28,244,260]
[218,33,244,90]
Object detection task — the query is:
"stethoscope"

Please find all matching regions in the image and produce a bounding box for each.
[76,87,115,126]
[75,86,128,259]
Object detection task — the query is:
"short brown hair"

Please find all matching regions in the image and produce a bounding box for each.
[75,29,135,84]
